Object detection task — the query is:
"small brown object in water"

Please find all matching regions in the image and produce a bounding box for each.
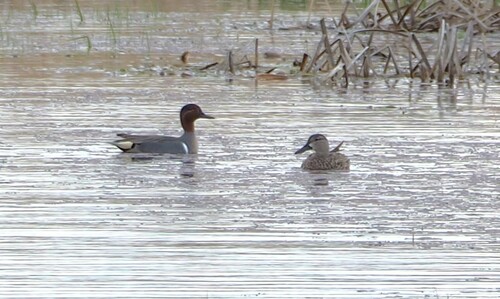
[264,52,281,59]
[181,51,190,64]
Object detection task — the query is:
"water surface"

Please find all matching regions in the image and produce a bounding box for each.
[0,1,499,298]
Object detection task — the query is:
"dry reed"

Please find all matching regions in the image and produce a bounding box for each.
[194,0,498,84]
[298,0,499,85]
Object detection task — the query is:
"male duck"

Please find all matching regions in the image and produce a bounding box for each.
[295,134,350,170]
[111,104,214,154]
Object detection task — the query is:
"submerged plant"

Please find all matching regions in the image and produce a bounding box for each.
[28,0,38,22]
[71,35,92,54]
[105,6,118,49]
[75,0,84,23]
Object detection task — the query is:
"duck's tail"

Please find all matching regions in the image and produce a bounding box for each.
[330,141,344,153]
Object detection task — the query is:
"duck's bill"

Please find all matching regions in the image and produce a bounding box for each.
[201,113,215,119]
[294,144,312,154]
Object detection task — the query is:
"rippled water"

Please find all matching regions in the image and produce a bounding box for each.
[0,1,499,298]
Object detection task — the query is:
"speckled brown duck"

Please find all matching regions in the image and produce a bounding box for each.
[295,134,350,171]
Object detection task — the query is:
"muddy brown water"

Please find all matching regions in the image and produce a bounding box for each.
[0,1,499,298]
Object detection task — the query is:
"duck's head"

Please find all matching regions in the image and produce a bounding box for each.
[295,134,330,155]
[180,104,214,132]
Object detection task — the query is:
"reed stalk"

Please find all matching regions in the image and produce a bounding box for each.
[29,0,38,22]
[71,36,92,54]
[299,54,309,72]
[451,0,490,32]
[320,19,335,70]
[228,51,234,74]
[200,62,218,71]
[307,0,315,25]
[270,0,275,30]
[75,0,84,23]
[254,38,259,70]
[305,35,325,73]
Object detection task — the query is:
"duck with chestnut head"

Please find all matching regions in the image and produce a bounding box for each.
[111,104,214,154]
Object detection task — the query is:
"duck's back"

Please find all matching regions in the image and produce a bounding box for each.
[302,152,350,170]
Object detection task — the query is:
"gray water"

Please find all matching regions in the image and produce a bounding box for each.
[0,1,499,298]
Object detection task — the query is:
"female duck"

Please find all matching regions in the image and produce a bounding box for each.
[295,134,350,170]
[111,103,214,154]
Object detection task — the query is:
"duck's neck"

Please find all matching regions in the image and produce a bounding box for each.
[315,151,330,158]
[180,131,198,154]
[181,117,196,133]
[314,142,330,156]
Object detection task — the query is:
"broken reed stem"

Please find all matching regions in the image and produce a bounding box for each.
[255,38,259,71]
[348,46,370,73]
[460,21,474,66]
[444,26,458,83]
[397,0,422,30]
[337,39,352,68]
[362,55,370,77]
[331,16,339,28]
[351,28,409,38]
[265,67,276,74]
[200,62,218,71]
[307,0,315,25]
[352,47,371,78]
[324,62,345,81]
[486,52,500,67]
[451,0,490,32]
[75,0,84,23]
[352,0,380,28]
[341,65,349,88]
[299,54,309,72]
[411,33,432,80]
[228,50,234,74]
[408,36,415,78]
[269,0,275,30]
[383,50,392,74]
[372,0,380,28]
[453,42,463,81]
[480,33,489,79]
[432,19,447,81]
[388,47,401,74]
[449,55,455,87]
[306,35,325,73]
[416,0,440,19]
[340,1,351,28]
[320,18,336,70]
[323,0,333,17]
[394,0,403,21]
[361,47,377,78]
[415,0,427,18]
[29,0,38,21]
[380,0,399,28]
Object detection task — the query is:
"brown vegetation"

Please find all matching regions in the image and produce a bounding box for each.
[197,0,499,86]
[299,0,500,86]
